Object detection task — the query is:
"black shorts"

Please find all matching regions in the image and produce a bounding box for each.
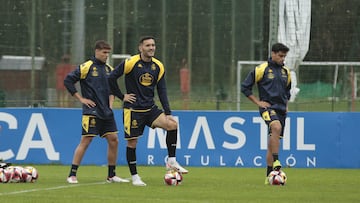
[123,106,163,140]
[259,108,286,138]
[81,115,118,138]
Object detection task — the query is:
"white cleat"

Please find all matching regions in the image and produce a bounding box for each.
[166,160,188,174]
[132,174,147,186]
[106,176,130,183]
[67,176,78,184]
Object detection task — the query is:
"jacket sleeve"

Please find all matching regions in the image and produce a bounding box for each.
[286,80,291,100]
[64,66,81,96]
[108,62,125,100]
[157,74,171,115]
[241,69,256,97]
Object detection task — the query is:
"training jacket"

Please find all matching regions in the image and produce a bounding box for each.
[241,58,291,112]
[108,54,171,115]
[64,56,114,119]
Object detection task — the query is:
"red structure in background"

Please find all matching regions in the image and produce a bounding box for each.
[55,54,75,107]
[180,59,190,109]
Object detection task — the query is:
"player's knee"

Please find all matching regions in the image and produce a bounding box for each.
[167,121,178,131]
[106,134,118,143]
[110,137,119,145]
[271,123,282,134]
[127,139,137,148]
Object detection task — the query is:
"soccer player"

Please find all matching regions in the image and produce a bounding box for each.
[64,40,129,184]
[241,43,291,185]
[108,36,188,186]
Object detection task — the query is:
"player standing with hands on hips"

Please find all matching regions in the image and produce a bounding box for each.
[64,40,129,184]
[241,43,291,185]
[108,36,188,186]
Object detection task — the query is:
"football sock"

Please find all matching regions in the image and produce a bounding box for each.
[267,166,273,176]
[108,165,116,177]
[168,157,176,163]
[69,164,78,177]
[272,153,279,161]
[166,130,177,157]
[127,147,137,175]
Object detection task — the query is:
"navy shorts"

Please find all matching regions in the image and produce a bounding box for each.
[259,108,287,138]
[123,106,163,140]
[81,115,118,138]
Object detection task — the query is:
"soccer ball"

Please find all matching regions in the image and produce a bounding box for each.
[22,166,39,183]
[164,170,183,186]
[268,170,287,185]
[6,166,23,183]
[0,168,11,183]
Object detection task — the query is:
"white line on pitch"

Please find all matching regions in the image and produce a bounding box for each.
[0,181,106,196]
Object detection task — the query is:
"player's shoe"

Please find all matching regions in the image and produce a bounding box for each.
[67,176,78,184]
[166,160,188,174]
[273,160,282,171]
[132,174,146,186]
[264,177,270,185]
[106,176,130,183]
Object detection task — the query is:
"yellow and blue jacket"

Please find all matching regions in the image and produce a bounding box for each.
[241,58,291,112]
[64,56,114,119]
[108,54,171,115]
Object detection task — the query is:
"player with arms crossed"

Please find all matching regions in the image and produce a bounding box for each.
[64,40,129,184]
[108,36,188,186]
[241,43,291,185]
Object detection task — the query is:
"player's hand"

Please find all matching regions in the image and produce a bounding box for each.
[80,98,96,108]
[124,93,136,103]
[258,101,271,109]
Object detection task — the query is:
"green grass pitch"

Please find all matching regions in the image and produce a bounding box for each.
[0,165,359,202]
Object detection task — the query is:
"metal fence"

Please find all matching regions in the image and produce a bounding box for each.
[1,0,360,111]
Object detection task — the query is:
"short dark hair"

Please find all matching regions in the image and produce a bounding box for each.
[95,40,111,50]
[138,36,155,44]
[271,43,289,53]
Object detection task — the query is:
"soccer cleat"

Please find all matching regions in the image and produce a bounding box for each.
[273,160,282,171]
[106,176,130,183]
[132,175,147,186]
[166,160,188,174]
[67,176,78,184]
[264,177,270,185]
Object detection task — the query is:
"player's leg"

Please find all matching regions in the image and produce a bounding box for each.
[104,133,129,183]
[67,115,96,184]
[99,117,129,183]
[264,121,282,185]
[127,139,146,186]
[106,133,118,168]
[266,141,273,175]
[152,113,177,157]
[269,120,282,170]
[270,109,288,171]
[152,112,188,174]
[265,147,272,185]
[72,136,93,165]
[123,109,146,186]
[260,109,282,184]
[67,135,93,183]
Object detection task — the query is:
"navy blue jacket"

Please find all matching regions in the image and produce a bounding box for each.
[241,58,291,112]
[64,57,114,119]
[108,54,171,115]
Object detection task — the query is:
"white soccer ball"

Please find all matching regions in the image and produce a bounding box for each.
[6,166,23,183]
[268,170,286,185]
[22,166,39,183]
[164,170,183,186]
[0,168,11,183]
